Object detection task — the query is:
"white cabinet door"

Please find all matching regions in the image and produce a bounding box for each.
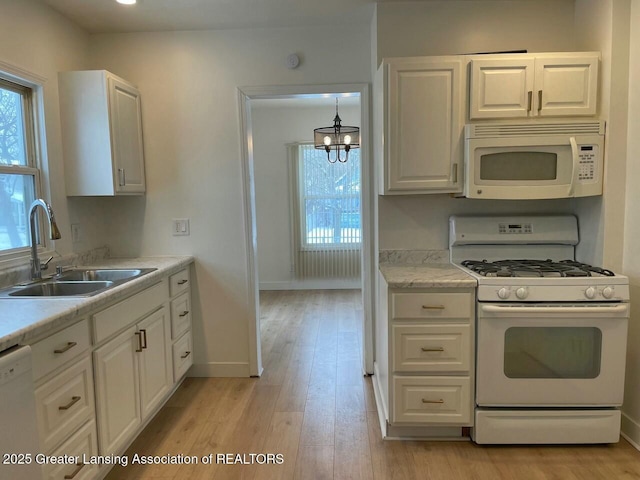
[383,58,463,193]
[59,70,146,196]
[469,54,599,119]
[534,55,598,117]
[470,58,535,119]
[93,326,141,456]
[108,76,146,193]
[138,306,173,419]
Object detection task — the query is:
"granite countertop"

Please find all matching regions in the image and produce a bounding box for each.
[0,256,194,352]
[379,262,477,289]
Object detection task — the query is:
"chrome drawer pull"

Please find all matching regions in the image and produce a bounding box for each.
[59,396,81,411]
[422,305,445,310]
[179,310,190,317]
[54,341,77,354]
[422,398,444,404]
[421,347,445,352]
[64,463,84,479]
[177,279,188,285]
[181,351,191,359]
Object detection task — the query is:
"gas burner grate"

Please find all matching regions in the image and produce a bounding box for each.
[460,259,615,278]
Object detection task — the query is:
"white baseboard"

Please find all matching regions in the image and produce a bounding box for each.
[372,365,388,438]
[189,362,250,377]
[259,279,360,290]
[621,412,640,451]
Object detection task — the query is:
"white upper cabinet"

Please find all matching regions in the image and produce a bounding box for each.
[59,70,146,196]
[376,57,464,195]
[470,58,535,119]
[470,53,599,119]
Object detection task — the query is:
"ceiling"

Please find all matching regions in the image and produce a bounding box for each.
[40,0,377,33]
[251,95,361,110]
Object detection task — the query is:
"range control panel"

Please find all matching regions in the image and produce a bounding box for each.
[578,145,598,182]
[499,223,533,234]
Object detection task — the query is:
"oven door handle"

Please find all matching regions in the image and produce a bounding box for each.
[481,304,628,315]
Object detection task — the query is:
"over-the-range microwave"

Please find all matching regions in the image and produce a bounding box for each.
[464,120,604,199]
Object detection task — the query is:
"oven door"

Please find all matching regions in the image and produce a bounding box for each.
[476,303,629,407]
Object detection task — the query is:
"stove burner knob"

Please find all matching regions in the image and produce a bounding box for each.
[515,287,529,300]
[602,286,614,299]
[585,286,597,299]
[497,287,510,299]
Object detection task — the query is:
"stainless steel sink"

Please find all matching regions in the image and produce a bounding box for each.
[7,281,114,297]
[57,268,153,282]
[0,267,157,298]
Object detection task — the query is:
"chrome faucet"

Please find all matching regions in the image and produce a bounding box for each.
[29,199,61,280]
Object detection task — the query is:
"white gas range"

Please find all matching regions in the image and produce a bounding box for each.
[449,215,629,445]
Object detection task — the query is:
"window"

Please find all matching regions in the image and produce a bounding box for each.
[296,144,361,249]
[0,77,40,255]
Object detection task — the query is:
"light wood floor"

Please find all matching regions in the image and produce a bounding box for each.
[106,289,640,480]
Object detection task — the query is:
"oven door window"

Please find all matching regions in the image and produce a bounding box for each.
[480,152,558,181]
[504,327,602,379]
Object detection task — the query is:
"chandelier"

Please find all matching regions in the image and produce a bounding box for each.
[313,98,360,163]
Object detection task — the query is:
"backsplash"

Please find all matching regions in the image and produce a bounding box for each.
[0,246,110,289]
[379,249,449,265]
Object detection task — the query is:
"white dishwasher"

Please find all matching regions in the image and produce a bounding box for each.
[0,345,43,479]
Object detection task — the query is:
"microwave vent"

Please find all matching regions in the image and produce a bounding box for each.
[466,121,604,138]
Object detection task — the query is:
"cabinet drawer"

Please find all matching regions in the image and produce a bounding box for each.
[392,324,470,373]
[392,376,471,425]
[391,292,471,320]
[170,292,191,339]
[93,280,168,343]
[173,330,193,381]
[35,356,95,452]
[42,420,99,480]
[169,268,190,297]
[32,319,90,381]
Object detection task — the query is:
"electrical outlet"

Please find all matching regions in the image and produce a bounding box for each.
[71,224,82,243]
[172,218,190,236]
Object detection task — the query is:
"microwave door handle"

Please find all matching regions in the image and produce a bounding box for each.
[568,136,579,197]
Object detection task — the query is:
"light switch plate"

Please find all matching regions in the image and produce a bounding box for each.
[172,218,190,236]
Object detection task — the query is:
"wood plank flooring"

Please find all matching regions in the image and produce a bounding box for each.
[105,290,640,480]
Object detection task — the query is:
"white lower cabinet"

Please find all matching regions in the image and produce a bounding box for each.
[94,305,171,456]
[169,268,193,384]
[93,326,141,457]
[30,318,99,480]
[375,272,475,437]
[42,420,99,480]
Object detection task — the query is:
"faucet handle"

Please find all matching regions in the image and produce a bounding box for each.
[41,256,54,271]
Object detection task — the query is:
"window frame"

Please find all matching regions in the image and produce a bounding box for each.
[0,69,47,265]
[292,142,362,252]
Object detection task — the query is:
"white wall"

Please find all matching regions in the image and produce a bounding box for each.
[376,0,575,64]
[573,0,630,270]
[622,0,640,449]
[0,0,110,259]
[374,0,578,252]
[87,26,371,376]
[252,103,360,290]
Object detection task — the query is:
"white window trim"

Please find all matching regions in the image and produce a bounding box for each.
[0,60,53,269]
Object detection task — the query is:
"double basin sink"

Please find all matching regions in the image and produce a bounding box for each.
[0,268,157,298]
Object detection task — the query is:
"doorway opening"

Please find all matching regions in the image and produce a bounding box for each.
[238,85,373,378]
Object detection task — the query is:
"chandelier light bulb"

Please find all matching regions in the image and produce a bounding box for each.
[344,135,351,145]
[324,136,332,146]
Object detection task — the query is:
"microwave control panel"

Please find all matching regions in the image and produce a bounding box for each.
[578,145,598,182]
